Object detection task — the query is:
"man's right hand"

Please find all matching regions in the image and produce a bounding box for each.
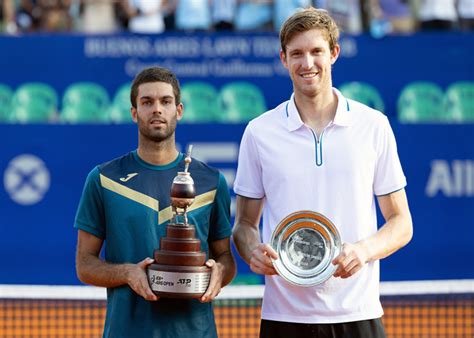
[126,257,159,301]
[250,243,278,275]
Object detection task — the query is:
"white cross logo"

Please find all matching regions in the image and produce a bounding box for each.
[3,154,51,205]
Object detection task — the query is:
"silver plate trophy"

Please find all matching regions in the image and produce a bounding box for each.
[270,211,341,287]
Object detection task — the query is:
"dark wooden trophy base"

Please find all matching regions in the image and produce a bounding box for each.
[147,222,211,299]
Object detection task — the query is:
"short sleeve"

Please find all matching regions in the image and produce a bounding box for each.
[208,172,232,241]
[233,124,265,198]
[373,117,407,196]
[74,167,106,239]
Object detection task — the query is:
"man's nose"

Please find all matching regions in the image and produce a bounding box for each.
[152,102,163,115]
[302,54,313,69]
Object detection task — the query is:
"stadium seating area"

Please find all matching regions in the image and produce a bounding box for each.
[10,82,58,123]
[0,80,472,124]
[0,81,269,124]
[339,81,385,112]
[343,81,474,123]
[180,82,220,123]
[444,81,474,122]
[61,82,111,124]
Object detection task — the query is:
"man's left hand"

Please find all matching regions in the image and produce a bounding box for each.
[332,242,369,278]
[200,259,223,303]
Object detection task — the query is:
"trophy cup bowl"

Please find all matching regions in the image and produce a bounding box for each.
[147,152,211,298]
[270,211,341,287]
[170,171,195,209]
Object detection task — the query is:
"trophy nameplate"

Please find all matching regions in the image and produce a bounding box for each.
[147,145,211,298]
[270,211,341,287]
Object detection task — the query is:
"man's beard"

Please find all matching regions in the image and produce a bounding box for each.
[138,115,177,143]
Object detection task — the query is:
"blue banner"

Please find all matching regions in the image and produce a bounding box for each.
[0,32,473,284]
[0,32,472,119]
[0,122,473,284]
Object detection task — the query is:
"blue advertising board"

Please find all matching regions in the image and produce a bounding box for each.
[0,32,473,285]
[0,122,473,285]
[0,32,473,119]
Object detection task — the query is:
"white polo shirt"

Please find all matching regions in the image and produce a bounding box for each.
[234,88,406,323]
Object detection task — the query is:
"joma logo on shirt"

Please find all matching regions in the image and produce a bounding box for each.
[119,173,138,182]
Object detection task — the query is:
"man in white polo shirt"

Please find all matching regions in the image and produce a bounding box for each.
[232,7,413,338]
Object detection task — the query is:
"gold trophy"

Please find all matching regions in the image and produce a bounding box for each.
[147,146,211,298]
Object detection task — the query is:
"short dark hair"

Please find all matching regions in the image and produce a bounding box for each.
[280,7,339,55]
[130,67,181,108]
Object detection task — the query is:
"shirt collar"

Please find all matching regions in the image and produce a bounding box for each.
[286,93,303,132]
[285,88,352,132]
[332,88,352,127]
[132,150,183,171]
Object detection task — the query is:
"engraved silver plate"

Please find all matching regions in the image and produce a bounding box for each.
[148,270,210,294]
[270,211,341,287]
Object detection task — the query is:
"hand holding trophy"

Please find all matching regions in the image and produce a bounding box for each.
[147,145,211,298]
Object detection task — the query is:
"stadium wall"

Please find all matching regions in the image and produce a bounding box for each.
[0,32,472,285]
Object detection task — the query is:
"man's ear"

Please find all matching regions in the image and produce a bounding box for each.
[280,50,288,69]
[176,103,184,121]
[131,107,138,123]
[330,44,341,65]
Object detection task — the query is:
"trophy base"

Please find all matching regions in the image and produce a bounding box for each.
[147,264,211,299]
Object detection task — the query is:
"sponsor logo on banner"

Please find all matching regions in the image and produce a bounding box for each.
[3,154,51,205]
[426,160,474,197]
